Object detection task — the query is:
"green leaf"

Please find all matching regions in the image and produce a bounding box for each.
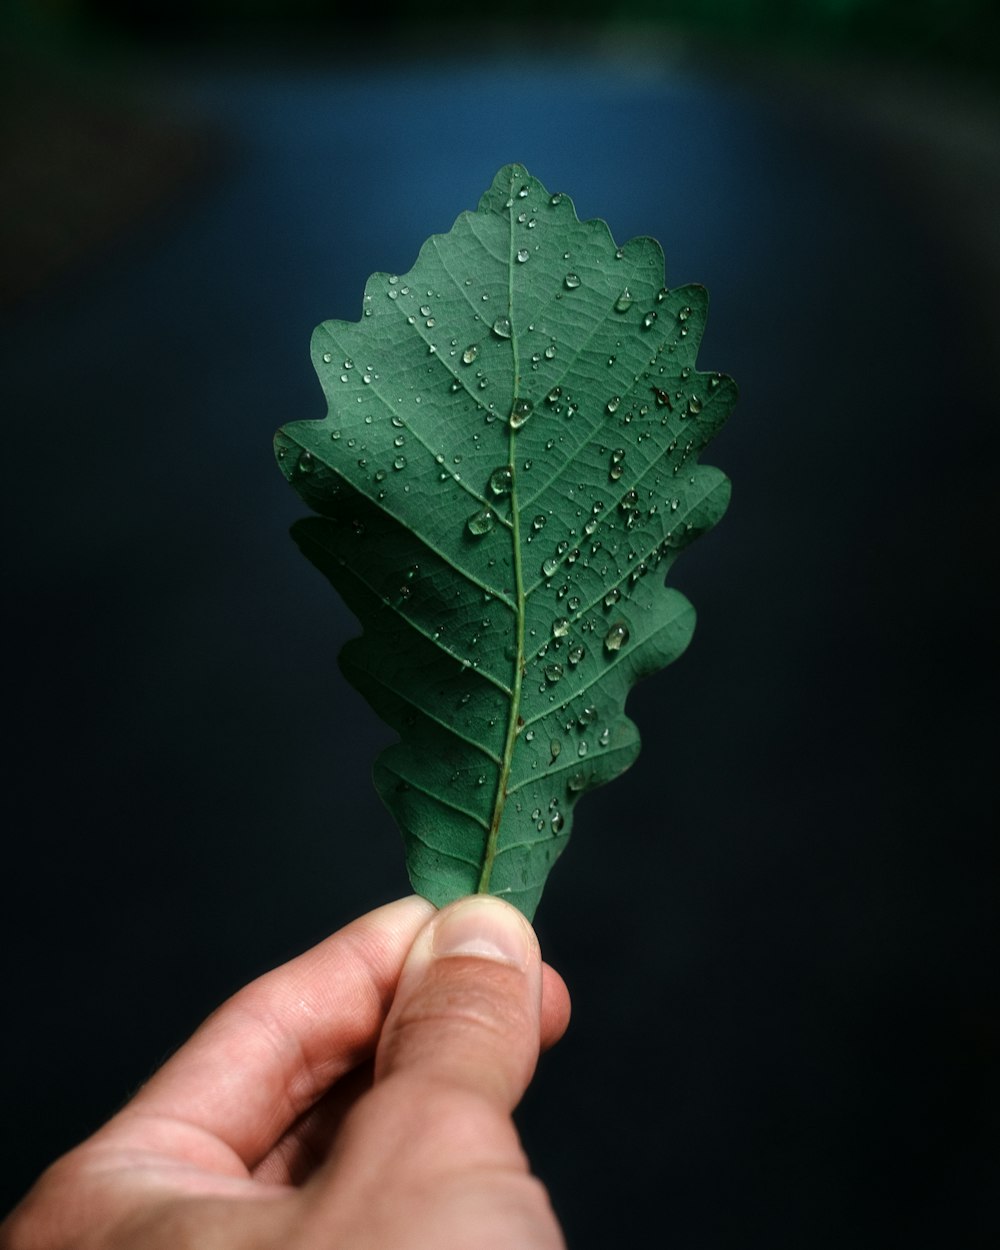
[275,164,736,920]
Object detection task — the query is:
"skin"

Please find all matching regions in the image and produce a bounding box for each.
[0,895,571,1250]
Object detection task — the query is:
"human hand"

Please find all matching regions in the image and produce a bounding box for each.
[1,895,571,1250]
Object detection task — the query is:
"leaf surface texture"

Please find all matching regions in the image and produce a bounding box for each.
[276,165,736,919]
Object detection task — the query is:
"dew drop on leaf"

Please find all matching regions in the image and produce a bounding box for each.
[614,288,632,313]
[544,663,564,683]
[462,344,479,364]
[466,507,495,537]
[516,248,530,263]
[489,466,513,496]
[492,317,512,339]
[564,273,581,289]
[642,311,657,329]
[509,398,533,430]
[604,622,630,652]
[552,617,570,638]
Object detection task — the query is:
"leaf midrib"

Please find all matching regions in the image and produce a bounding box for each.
[477,174,527,895]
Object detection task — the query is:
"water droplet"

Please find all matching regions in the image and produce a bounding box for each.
[550,738,562,758]
[544,663,564,684]
[492,317,512,339]
[678,306,691,322]
[656,286,669,302]
[568,772,587,792]
[604,622,630,653]
[516,248,529,263]
[551,810,565,833]
[544,344,556,359]
[419,305,430,317]
[688,395,702,414]
[517,184,529,198]
[525,729,535,742]
[362,372,372,384]
[546,386,561,404]
[642,311,657,329]
[549,192,563,206]
[614,288,632,313]
[321,351,332,363]
[541,556,559,577]
[606,396,621,414]
[609,463,623,481]
[343,358,354,369]
[577,740,589,757]
[466,507,495,537]
[567,644,585,665]
[297,450,315,474]
[532,514,547,531]
[604,588,621,608]
[599,728,611,746]
[489,466,513,496]
[564,273,581,290]
[552,618,570,638]
[393,455,406,470]
[509,398,533,430]
[462,344,479,365]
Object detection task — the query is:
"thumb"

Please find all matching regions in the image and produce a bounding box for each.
[374,895,542,1111]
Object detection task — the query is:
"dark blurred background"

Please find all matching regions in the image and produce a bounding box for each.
[2,1,997,1245]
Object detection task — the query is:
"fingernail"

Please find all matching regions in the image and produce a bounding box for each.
[431,896,533,969]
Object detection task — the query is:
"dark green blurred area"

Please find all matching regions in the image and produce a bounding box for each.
[4,0,999,77]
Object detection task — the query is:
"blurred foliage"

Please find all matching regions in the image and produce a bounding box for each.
[2,0,998,78]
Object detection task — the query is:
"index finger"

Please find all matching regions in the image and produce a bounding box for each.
[112,895,435,1168]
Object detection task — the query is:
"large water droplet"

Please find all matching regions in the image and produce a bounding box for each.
[614,288,632,313]
[541,556,559,577]
[567,644,585,665]
[516,248,529,263]
[688,395,702,414]
[492,317,512,339]
[642,311,657,329]
[467,507,495,537]
[489,466,513,496]
[393,455,406,470]
[297,450,315,474]
[551,810,565,833]
[604,622,630,653]
[552,617,570,638]
[564,273,581,290]
[509,398,533,430]
[532,514,547,531]
[462,344,479,364]
[544,663,564,683]
[321,351,332,363]
[606,396,621,414]
[678,305,691,322]
[568,772,587,792]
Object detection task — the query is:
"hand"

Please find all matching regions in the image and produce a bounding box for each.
[1,895,571,1249]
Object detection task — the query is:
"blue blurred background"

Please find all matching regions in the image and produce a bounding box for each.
[2,2,997,1245]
